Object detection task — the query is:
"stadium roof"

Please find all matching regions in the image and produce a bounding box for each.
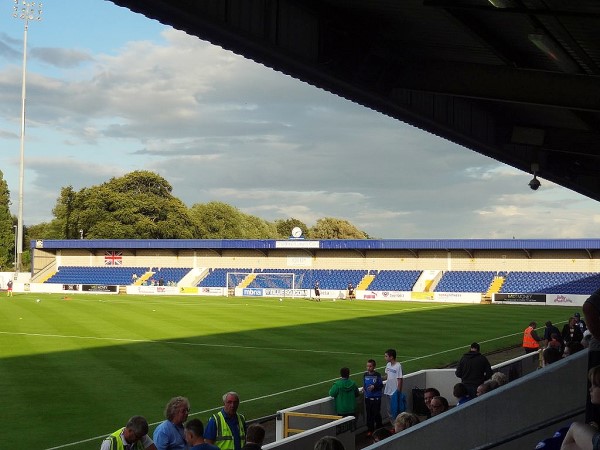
[107,0,600,203]
[35,239,600,258]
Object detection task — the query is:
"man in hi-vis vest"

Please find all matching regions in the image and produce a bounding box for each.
[205,392,247,450]
[523,321,544,354]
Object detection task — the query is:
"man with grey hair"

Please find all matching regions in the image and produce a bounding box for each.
[153,396,190,450]
[204,391,247,450]
[101,415,157,450]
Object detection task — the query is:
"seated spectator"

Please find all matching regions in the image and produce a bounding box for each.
[241,424,265,450]
[453,383,472,406]
[547,333,562,352]
[429,396,449,417]
[582,330,592,349]
[563,341,585,358]
[423,387,441,418]
[543,347,562,366]
[314,436,345,450]
[491,372,508,387]
[372,427,393,443]
[184,419,218,450]
[393,412,420,433]
[560,366,600,450]
[476,380,498,397]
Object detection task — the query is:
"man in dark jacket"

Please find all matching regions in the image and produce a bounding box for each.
[455,342,493,398]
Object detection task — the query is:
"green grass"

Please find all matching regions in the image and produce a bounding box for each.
[0,293,575,449]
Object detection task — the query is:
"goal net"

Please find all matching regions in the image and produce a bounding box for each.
[226,272,297,298]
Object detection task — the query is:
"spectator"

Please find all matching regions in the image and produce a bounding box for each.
[241,424,265,450]
[523,321,544,354]
[329,367,359,417]
[393,412,420,433]
[423,388,441,418]
[491,372,508,387]
[476,380,498,397]
[544,321,563,349]
[574,312,587,333]
[347,283,355,300]
[543,347,562,366]
[455,342,493,398]
[584,288,600,425]
[314,436,345,450]
[184,419,219,450]
[563,341,585,358]
[429,396,449,417]
[453,383,472,406]
[363,359,383,435]
[205,392,247,450]
[560,366,600,450]
[372,427,393,443]
[563,317,584,347]
[383,348,403,422]
[583,330,593,349]
[547,333,563,352]
[101,415,157,450]
[153,397,190,450]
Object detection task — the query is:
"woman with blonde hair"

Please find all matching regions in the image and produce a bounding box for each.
[394,412,420,433]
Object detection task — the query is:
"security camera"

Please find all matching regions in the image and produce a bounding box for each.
[529,176,541,191]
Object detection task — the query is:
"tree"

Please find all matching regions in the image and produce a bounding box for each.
[274,218,308,238]
[0,171,14,269]
[50,171,198,239]
[190,202,278,239]
[309,217,369,239]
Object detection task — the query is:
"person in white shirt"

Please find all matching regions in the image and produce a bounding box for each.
[382,348,403,422]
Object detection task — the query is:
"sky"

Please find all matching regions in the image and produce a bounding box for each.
[1,1,599,239]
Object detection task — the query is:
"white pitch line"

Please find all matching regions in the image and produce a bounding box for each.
[0,330,371,356]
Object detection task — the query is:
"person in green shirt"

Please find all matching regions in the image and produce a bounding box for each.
[329,367,359,416]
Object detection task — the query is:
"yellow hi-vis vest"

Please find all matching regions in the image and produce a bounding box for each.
[102,428,144,450]
[211,411,246,450]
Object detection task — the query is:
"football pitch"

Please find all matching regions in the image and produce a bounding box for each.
[0,293,574,449]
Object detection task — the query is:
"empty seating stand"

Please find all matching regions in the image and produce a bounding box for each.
[46,266,147,285]
[501,271,600,294]
[435,271,496,293]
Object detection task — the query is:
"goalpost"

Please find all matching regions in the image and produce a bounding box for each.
[226,272,298,298]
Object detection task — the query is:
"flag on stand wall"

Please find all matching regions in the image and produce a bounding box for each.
[104,251,123,266]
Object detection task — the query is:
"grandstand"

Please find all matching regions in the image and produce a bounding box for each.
[21,238,600,303]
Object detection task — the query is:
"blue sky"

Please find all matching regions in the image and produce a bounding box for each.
[1,0,599,239]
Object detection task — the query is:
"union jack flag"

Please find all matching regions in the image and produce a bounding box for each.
[104,251,123,266]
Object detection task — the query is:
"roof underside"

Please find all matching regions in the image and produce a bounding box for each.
[107,0,600,201]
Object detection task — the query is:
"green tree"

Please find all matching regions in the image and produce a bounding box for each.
[190,201,278,239]
[50,171,198,239]
[309,217,369,239]
[0,171,14,269]
[274,218,308,238]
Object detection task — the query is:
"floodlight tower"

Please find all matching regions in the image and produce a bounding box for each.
[12,0,43,272]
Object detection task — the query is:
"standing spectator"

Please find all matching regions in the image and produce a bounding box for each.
[184,419,218,450]
[423,388,441,418]
[543,347,562,366]
[429,396,449,417]
[100,415,157,450]
[329,367,359,417]
[547,333,563,352]
[6,279,12,297]
[347,283,355,300]
[455,342,493,398]
[363,359,383,435]
[383,349,403,422]
[574,312,587,333]
[453,383,472,406]
[153,396,190,450]
[241,424,265,450]
[563,317,584,347]
[544,320,564,350]
[205,392,247,450]
[522,321,544,354]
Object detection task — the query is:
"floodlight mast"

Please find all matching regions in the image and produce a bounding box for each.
[12,1,42,272]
